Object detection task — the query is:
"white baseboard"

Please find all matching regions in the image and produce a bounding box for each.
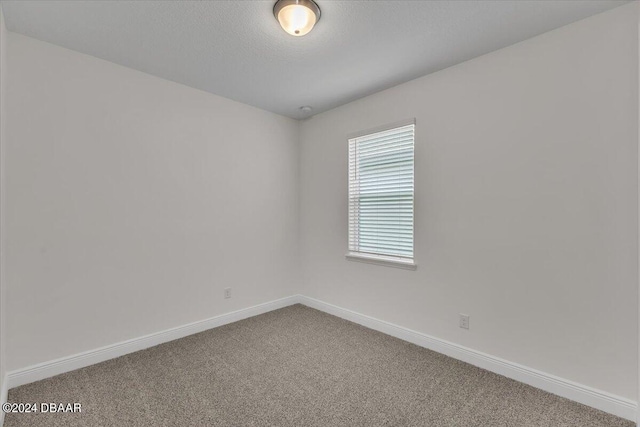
[298,295,637,423]
[6,295,299,390]
[0,373,8,427]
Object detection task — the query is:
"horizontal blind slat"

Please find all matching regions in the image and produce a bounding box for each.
[348,123,414,261]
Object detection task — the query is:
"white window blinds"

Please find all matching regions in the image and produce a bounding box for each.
[348,123,414,263]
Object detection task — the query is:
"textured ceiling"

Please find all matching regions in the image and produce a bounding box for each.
[1,0,630,119]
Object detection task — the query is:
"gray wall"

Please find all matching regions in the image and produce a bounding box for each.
[0,4,7,415]
[5,33,300,370]
[299,3,638,400]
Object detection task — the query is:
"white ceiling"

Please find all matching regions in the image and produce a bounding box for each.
[2,0,629,119]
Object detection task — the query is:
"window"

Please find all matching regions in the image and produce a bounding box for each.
[347,120,415,269]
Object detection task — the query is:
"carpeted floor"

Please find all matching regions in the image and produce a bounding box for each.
[4,304,633,427]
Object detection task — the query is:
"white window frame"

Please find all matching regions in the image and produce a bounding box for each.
[345,118,416,270]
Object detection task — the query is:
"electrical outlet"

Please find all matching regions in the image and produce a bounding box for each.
[224,288,231,299]
[459,314,470,330]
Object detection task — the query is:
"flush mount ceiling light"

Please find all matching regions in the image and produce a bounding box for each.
[274,0,321,37]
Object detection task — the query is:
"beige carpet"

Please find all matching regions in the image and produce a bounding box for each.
[4,304,633,427]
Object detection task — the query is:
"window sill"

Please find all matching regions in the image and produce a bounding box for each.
[345,253,417,270]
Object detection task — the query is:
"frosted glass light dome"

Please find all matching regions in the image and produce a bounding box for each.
[274,0,321,37]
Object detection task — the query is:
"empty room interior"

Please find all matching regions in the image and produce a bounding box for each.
[0,0,638,426]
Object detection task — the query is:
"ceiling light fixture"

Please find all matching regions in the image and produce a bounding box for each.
[273,0,321,37]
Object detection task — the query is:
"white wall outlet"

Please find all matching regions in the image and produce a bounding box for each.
[459,314,470,330]
[224,288,231,299]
